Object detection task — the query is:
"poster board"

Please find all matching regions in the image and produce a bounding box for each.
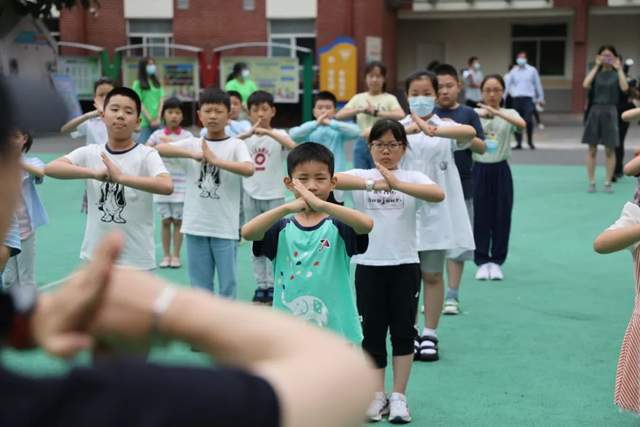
[123,56,200,101]
[220,56,299,103]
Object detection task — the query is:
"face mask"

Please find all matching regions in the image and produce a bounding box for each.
[241,69,251,78]
[146,64,157,76]
[474,62,481,70]
[516,58,527,66]
[408,96,435,117]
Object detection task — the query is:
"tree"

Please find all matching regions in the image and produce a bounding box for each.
[12,0,97,17]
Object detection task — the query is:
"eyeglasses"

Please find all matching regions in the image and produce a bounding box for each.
[482,88,504,94]
[369,141,404,152]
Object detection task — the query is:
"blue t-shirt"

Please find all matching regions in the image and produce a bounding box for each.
[433,105,485,199]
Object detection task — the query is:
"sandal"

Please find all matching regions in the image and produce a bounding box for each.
[170,257,182,269]
[159,257,171,268]
[417,335,439,362]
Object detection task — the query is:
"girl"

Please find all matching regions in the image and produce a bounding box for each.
[335,119,445,423]
[335,61,405,169]
[224,62,258,104]
[146,97,193,268]
[399,70,477,361]
[472,75,526,281]
[582,45,629,193]
[132,57,165,144]
[2,129,48,287]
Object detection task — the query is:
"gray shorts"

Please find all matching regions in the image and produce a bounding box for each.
[418,250,446,273]
[447,198,474,262]
[157,202,183,220]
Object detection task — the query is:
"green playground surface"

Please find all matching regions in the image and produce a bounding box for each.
[2,153,639,426]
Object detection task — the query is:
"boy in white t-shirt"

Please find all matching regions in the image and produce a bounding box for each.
[237,90,296,304]
[155,88,254,299]
[45,87,173,270]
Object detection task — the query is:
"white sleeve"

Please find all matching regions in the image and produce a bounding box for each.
[64,146,90,167]
[70,120,88,139]
[341,168,366,179]
[234,139,252,163]
[607,203,640,252]
[145,149,169,177]
[411,170,435,185]
[173,137,197,150]
[146,130,162,147]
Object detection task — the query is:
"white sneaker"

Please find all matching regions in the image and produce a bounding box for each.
[388,392,412,424]
[488,263,504,281]
[475,263,490,280]
[366,392,389,422]
[442,298,460,315]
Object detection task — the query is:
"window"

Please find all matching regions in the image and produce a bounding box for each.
[43,16,60,42]
[269,19,316,60]
[243,0,256,11]
[511,24,567,76]
[177,0,189,9]
[127,19,173,57]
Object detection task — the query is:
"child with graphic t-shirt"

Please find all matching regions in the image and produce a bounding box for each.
[236,90,297,304]
[334,119,445,424]
[45,87,173,271]
[242,142,372,344]
[145,96,194,269]
[155,88,254,299]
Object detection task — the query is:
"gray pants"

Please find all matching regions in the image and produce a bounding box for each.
[3,233,36,287]
[243,194,285,289]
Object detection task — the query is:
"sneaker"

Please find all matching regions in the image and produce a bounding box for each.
[388,392,412,424]
[587,183,596,193]
[443,298,460,315]
[488,263,504,281]
[604,183,614,194]
[475,263,490,280]
[265,286,274,305]
[366,392,389,422]
[538,123,545,130]
[252,288,268,304]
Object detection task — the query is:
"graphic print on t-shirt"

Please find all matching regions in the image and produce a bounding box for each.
[98,182,127,224]
[198,162,220,199]
[365,190,405,210]
[252,147,270,172]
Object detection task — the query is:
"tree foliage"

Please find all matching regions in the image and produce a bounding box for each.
[12,0,95,18]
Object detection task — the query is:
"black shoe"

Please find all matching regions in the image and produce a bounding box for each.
[528,143,536,150]
[612,176,618,183]
[252,288,268,304]
[265,287,274,305]
[513,145,523,150]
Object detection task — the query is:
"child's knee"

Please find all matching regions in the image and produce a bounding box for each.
[161,218,173,227]
[423,272,443,287]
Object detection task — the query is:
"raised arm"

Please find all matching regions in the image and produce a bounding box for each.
[257,128,297,150]
[45,157,106,181]
[241,199,305,241]
[623,154,640,177]
[22,161,44,179]
[330,119,362,139]
[100,153,173,195]
[594,225,640,254]
[289,120,319,142]
[155,143,202,160]
[376,163,445,203]
[622,107,640,122]
[201,140,254,177]
[583,59,601,89]
[60,110,101,134]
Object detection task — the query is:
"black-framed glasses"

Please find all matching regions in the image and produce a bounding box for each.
[369,141,404,152]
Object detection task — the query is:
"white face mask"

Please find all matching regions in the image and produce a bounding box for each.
[516,58,527,66]
[146,64,157,76]
[474,62,481,70]
[408,96,435,118]
[241,69,251,78]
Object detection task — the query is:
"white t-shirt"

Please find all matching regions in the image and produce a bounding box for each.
[173,136,252,239]
[343,168,433,266]
[71,117,108,146]
[146,128,194,203]
[242,129,288,200]
[65,143,168,270]
[607,202,640,252]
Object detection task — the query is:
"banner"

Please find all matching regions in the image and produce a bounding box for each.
[319,37,357,102]
[220,56,299,103]
[123,57,200,102]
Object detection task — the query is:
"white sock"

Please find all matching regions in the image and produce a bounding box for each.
[422,328,437,338]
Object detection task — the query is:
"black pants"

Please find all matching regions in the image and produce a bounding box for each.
[512,96,535,147]
[473,161,514,266]
[355,264,421,369]
[465,99,479,109]
[615,119,631,176]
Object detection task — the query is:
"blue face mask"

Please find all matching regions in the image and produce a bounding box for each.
[408,96,435,117]
[516,58,527,66]
[146,64,157,76]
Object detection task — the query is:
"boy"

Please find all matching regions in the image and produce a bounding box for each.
[242,143,372,343]
[200,90,251,138]
[156,88,254,299]
[45,87,173,271]
[289,91,361,173]
[61,77,115,146]
[237,90,297,304]
[433,64,486,317]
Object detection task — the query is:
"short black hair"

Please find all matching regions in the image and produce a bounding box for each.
[434,63,460,83]
[247,90,274,109]
[103,87,141,117]
[405,70,438,93]
[199,88,230,111]
[227,90,242,102]
[161,96,183,118]
[467,56,479,66]
[287,142,335,177]
[94,77,115,93]
[368,119,408,147]
[313,91,337,108]
[16,129,33,153]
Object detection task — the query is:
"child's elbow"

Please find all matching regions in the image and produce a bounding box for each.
[623,164,637,177]
[244,164,255,177]
[160,180,174,195]
[432,188,446,203]
[593,236,611,254]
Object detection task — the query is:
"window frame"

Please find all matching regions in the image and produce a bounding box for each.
[511,24,568,77]
[126,20,174,57]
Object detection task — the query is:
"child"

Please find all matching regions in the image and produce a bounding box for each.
[237,90,297,304]
[433,64,487,312]
[145,96,194,269]
[289,91,361,173]
[473,75,526,281]
[45,87,173,271]
[155,88,254,298]
[200,90,251,138]
[399,70,477,362]
[335,61,405,169]
[2,129,48,288]
[242,143,372,343]
[335,119,445,423]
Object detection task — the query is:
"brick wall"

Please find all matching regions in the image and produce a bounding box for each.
[59,2,126,54]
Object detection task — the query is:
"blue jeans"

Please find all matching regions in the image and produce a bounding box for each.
[353,137,374,169]
[136,126,157,144]
[185,234,237,298]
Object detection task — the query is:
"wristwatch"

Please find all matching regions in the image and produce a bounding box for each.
[365,179,375,191]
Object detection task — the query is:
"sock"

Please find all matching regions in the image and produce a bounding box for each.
[446,288,459,301]
[422,327,437,338]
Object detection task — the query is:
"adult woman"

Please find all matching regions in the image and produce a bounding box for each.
[335,61,405,169]
[132,57,165,143]
[582,45,629,193]
[225,62,258,103]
